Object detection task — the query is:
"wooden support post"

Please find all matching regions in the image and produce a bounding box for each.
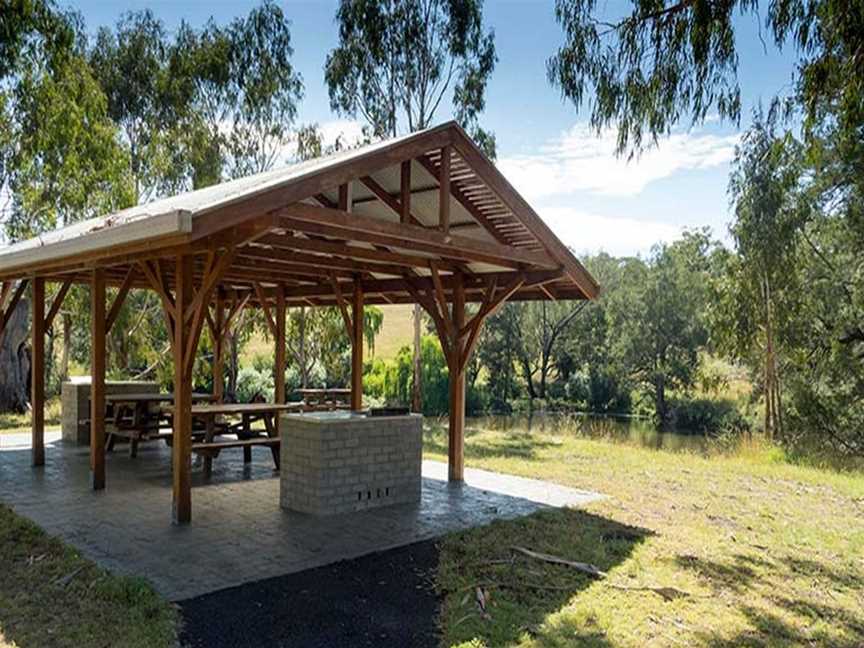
[173,255,193,524]
[90,269,106,490]
[439,145,451,234]
[275,285,286,430]
[31,277,45,467]
[213,291,225,403]
[338,182,352,213]
[351,279,363,411]
[448,272,465,481]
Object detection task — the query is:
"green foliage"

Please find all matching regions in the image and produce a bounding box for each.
[366,335,487,416]
[4,55,134,240]
[606,231,719,422]
[324,0,497,155]
[668,396,751,436]
[0,0,74,81]
[547,0,864,157]
[237,359,274,403]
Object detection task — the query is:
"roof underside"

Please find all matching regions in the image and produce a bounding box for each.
[0,122,599,307]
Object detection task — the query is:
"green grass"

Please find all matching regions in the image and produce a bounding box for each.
[0,504,177,648]
[427,422,864,647]
[0,399,61,435]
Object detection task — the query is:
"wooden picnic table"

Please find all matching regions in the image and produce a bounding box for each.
[162,402,303,476]
[105,392,214,457]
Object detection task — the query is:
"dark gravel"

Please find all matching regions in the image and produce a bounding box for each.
[179,540,442,648]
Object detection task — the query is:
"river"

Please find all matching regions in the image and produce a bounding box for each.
[463,413,713,453]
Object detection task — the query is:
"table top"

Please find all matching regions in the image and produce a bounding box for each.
[106,392,213,403]
[163,402,305,416]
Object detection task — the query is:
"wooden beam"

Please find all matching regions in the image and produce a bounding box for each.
[439,145,451,234]
[253,282,277,337]
[448,272,465,482]
[351,280,363,411]
[338,182,352,212]
[31,277,45,467]
[275,285,286,422]
[172,255,193,524]
[213,292,225,403]
[44,278,72,330]
[257,234,460,273]
[237,245,407,278]
[329,272,353,342]
[260,269,562,303]
[105,268,135,333]
[279,203,556,270]
[429,262,455,340]
[90,269,106,490]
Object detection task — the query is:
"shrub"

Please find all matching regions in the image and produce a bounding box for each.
[236,365,274,403]
[668,397,750,436]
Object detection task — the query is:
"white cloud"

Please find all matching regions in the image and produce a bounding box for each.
[499,123,738,198]
[540,206,683,257]
[275,118,366,165]
[317,119,366,149]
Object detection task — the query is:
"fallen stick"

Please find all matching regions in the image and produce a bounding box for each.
[605,583,691,602]
[511,546,607,579]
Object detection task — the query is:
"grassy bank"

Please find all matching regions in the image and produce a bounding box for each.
[0,399,61,435]
[426,423,864,647]
[0,505,177,648]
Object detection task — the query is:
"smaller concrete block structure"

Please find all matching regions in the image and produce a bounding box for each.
[61,378,159,445]
[280,411,423,515]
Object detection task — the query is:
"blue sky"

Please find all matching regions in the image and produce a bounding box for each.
[73,1,798,257]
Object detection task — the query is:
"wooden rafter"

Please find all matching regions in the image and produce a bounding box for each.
[44,278,73,330]
[105,268,136,332]
[359,175,424,227]
[329,272,354,343]
[439,145,451,234]
[279,203,556,270]
[253,281,277,337]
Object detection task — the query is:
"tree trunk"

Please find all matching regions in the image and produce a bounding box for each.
[0,299,31,413]
[762,275,782,440]
[654,375,667,426]
[411,303,422,412]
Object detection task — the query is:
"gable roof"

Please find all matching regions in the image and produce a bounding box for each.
[0,122,599,302]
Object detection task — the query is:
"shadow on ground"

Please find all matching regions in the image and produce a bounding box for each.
[179,541,442,648]
[437,507,652,647]
[674,550,864,647]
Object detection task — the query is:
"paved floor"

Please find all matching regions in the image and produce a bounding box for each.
[0,431,602,600]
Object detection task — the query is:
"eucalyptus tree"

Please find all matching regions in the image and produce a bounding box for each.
[0,3,135,403]
[223,1,304,177]
[88,10,180,202]
[325,0,498,410]
[716,118,804,439]
[547,0,863,156]
[0,0,73,81]
[608,232,716,423]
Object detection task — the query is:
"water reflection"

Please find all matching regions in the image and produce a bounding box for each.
[464,413,711,454]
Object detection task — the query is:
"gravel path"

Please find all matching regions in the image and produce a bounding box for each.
[179,540,441,648]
